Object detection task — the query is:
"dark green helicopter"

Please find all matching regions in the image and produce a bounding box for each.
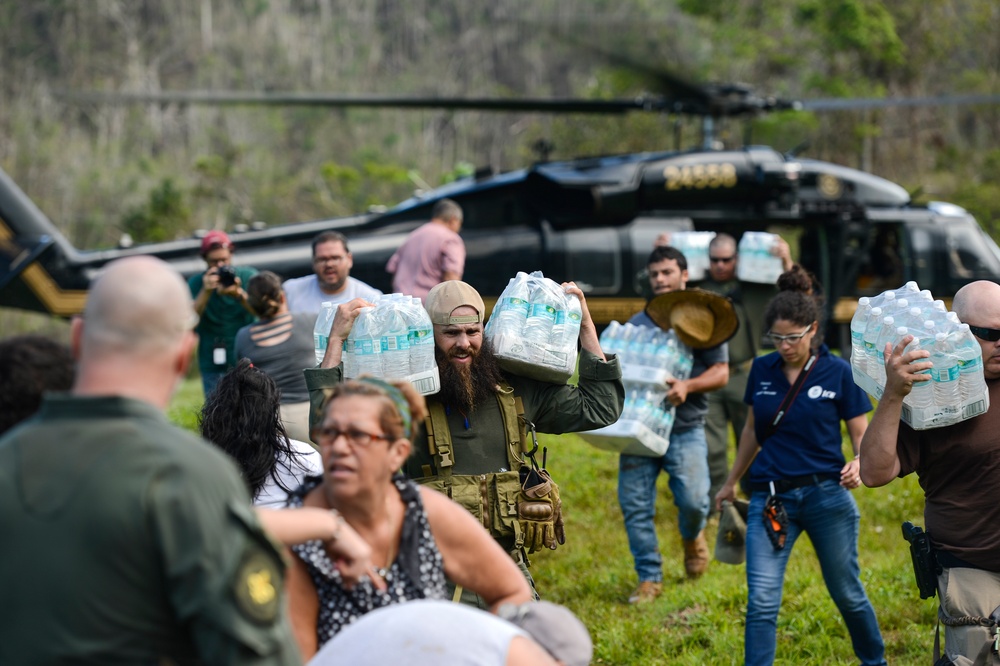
[3,74,1000,352]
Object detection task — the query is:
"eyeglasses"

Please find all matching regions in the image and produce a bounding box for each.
[709,255,736,264]
[311,426,391,448]
[767,328,812,345]
[968,324,1000,342]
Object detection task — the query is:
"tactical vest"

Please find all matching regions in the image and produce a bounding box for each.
[416,381,531,548]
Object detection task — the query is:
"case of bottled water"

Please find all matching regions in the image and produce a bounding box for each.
[485,271,583,383]
[341,294,440,395]
[736,231,785,285]
[664,231,716,281]
[578,321,695,456]
[851,282,989,429]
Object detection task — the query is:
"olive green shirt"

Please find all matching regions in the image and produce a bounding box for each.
[0,394,300,665]
[305,350,624,475]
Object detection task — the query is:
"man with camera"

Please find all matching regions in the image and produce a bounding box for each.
[189,230,258,397]
[862,280,1000,666]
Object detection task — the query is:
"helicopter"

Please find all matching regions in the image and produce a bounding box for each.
[3,78,1000,354]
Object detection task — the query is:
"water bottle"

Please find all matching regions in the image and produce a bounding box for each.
[633,325,653,367]
[490,272,531,338]
[903,327,934,410]
[600,321,622,357]
[313,301,336,365]
[862,306,884,381]
[931,331,961,417]
[896,306,923,332]
[652,331,674,373]
[379,305,411,380]
[556,291,583,348]
[348,306,382,378]
[955,323,987,402]
[850,297,871,382]
[406,297,435,375]
[524,281,559,346]
[618,324,637,367]
[874,315,896,385]
[881,291,897,314]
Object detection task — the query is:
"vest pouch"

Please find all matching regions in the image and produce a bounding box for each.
[417,474,490,532]
[489,470,523,540]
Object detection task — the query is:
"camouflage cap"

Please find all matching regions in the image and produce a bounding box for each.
[424,280,485,325]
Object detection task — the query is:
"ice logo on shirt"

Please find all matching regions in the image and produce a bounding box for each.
[808,385,837,400]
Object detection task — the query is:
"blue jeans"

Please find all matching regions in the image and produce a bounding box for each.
[618,426,710,583]
[745,480,886,666]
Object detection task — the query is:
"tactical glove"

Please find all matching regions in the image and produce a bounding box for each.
[518,468,566,553]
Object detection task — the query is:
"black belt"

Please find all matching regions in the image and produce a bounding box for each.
[747,473,840,493]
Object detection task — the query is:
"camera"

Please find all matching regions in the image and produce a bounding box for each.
[215,265,237,288]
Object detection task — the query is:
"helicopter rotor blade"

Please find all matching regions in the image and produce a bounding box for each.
[58,90,667,115]
[59,89,1000,118]
[801,93,1000,112]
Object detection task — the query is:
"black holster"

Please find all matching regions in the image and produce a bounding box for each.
[902,521,941,600]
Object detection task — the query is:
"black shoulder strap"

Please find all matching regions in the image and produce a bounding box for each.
[761,352,819,442]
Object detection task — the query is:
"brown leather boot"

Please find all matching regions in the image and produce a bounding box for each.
[627,580,662,604]
[683,531,709,579]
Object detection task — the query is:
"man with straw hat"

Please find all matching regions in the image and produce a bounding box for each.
[619,246,738,603]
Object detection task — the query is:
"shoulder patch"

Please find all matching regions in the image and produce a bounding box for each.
[233,549,281,625]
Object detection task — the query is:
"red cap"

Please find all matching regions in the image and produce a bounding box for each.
[200,230,233,256]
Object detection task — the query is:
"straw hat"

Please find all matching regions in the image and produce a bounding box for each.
[645,288,739,349]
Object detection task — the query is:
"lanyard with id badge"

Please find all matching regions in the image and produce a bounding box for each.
[759,352,818,551]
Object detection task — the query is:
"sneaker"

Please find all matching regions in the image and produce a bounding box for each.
[627,580,662,604]
[683,531,709,579]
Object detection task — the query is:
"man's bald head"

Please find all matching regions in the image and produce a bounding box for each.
[81,256,196,358]
[953,281,1000,324]
[953,280,1000,381]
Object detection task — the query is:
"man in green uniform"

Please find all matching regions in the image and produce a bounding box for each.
[190,229,259,397]
[694,233,792,508]
[306,280,624,606]
[0,256,300,665]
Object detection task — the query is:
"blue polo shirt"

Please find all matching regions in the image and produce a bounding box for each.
[745,344,872,483]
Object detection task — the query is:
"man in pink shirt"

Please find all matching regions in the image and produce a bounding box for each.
[386,199,465,302]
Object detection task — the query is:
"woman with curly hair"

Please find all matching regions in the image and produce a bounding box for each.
[234,271,317,442]
[715,266,885,666]
[200,358,321,507]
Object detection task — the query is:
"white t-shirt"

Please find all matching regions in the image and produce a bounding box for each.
[283,275,383,314]
[308,600,528,666]
[253,439,322,508]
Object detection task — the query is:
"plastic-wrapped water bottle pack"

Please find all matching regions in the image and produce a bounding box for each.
[578,321,695,457]
[735,231,785,285]
[313,295,440,395]
[485,271,583,383]
[850,281,988,429]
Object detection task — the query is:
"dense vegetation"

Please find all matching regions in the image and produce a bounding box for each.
[1,0,999,254]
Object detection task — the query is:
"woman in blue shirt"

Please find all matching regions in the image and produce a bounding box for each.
[715,267,886,666]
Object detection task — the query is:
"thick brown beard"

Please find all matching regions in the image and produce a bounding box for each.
[436,341,505,413]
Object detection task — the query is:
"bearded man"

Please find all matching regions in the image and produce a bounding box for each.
[305,280,624,606]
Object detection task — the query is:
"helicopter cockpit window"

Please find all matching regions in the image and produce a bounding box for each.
[945,221,1000,282]
[563,228,621,295]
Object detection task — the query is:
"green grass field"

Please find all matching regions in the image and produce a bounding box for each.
[169,379,934,665]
